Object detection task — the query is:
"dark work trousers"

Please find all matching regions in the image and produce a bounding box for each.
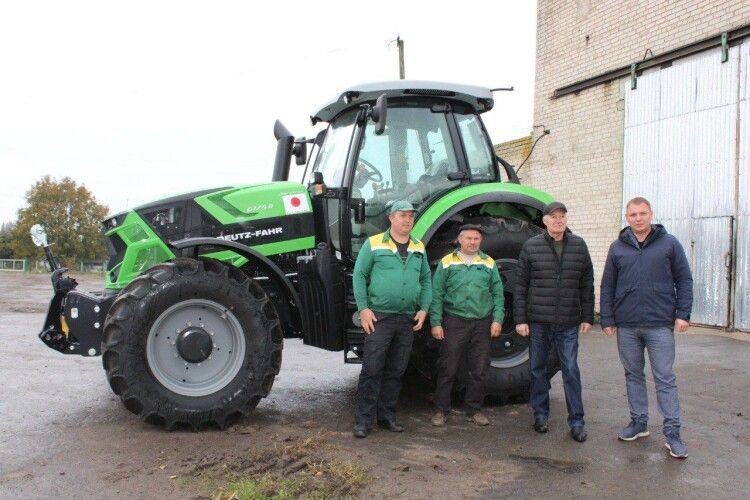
[433,314,492,415]
[529,323,584,427]
[355,313,414,427]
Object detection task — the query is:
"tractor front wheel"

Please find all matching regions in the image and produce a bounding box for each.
[102,258,282,429]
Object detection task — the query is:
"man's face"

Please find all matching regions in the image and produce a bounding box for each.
[543,209,567,234]
[388,210,416,234]
[626,202,653,233]
[457,229,482,255]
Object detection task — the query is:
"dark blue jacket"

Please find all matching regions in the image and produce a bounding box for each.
[600,224,693,328]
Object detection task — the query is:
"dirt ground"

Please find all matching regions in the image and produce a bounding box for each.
[1,272,749,499]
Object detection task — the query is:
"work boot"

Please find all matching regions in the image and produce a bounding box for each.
[377,419,405,432]
[618,420,650,441]
[466,411,490,426]
[352,424,369,439]
[431,411,446,427]
[533,416,548,433]
[570,425,587,443]
[665,430,688,459]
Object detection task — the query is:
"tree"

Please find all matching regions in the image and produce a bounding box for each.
[0,222,15,259]
[11,176,109,267]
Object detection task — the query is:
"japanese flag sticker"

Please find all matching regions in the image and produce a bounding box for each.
[282,194,310,214]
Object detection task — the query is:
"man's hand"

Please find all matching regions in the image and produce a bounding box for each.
[431,325,444,340]
[515,323,529,337]
[675,318,689,333]
[360,308,377,335]
[603,326,617,337]
[579,322,592,334]
[490,322,502,337]
[413,310,427,331]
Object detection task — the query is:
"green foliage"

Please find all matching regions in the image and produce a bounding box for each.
[0,222,15,259]
[10,176,109,267]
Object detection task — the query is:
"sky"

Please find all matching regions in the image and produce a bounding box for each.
[0,0,537,223]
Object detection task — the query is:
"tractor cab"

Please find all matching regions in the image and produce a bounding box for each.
[298,81,517,261]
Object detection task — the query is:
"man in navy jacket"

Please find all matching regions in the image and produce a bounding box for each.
[600,197,693,459]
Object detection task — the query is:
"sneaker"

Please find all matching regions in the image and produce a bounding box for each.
[570,425,587,442]
[431,411,446,427]
[665,430,688,459]
[533,417,549,433]
[466,411,490,426]
[618,420,650,441]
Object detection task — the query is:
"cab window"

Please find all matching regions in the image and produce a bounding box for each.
[350,105,461,254]
[455,113,496,181]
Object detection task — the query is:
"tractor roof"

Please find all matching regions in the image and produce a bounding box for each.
[311,80,494,124]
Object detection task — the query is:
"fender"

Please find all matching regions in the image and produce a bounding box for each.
[168,237,302,329]
[412,183,554,243]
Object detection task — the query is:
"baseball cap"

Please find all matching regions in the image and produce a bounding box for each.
[458,223,484,234]
[543,201,568,216]
[388,200,416,214]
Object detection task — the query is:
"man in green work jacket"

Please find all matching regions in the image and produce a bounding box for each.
[352,200,432,438]
[430,224,504,427]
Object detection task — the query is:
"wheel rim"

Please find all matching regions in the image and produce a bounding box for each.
[490,259,530,369]
[489,331,530,368]
[146,298,246,397]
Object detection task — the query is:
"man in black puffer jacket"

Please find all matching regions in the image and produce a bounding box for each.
[514,201,594,443]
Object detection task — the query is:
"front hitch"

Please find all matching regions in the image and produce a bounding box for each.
[31,224,116,357]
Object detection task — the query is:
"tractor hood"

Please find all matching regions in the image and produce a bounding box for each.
[131,180,313,241]
[102,181,316,288]
[191,181,312,224]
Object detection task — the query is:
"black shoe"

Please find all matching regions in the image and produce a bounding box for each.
[352,424,370,438]
[377,419,405,432]
[571,425,587,442]
[533,417,549,434]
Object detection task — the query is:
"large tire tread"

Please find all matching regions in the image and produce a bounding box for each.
[102,257,283,430]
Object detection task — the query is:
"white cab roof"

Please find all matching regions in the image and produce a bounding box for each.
[311,80,495,124]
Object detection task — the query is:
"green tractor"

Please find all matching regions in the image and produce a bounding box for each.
[32,81,556,429]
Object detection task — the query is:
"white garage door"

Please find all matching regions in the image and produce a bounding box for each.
[622,43,748,330]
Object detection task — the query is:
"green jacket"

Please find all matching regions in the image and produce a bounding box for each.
[430,249,504,326]
[353,229,432,315]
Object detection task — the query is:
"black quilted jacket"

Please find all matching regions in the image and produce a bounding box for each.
[513,230,595,326]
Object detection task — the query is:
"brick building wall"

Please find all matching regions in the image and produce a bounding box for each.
[530,0,750,300]
[494,135,532,171]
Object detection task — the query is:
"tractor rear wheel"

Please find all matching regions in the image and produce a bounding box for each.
[102,257,282,429]
[425,215,559,402]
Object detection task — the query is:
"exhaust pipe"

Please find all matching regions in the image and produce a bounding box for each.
[272,120,294,181]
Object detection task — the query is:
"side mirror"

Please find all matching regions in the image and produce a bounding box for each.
[30,224,48,247]
[372,94,387,135]
[351,198,366,224]
[292,138,308,166]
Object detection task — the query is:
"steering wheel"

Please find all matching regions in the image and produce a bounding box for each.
[355,159,383,183]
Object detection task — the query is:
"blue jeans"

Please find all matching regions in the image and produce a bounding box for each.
[617,326,681,434]
[529,323,584,427]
